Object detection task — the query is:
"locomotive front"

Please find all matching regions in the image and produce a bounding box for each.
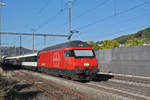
[64,43,99,80]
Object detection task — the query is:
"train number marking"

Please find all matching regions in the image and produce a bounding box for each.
[84,63,89,67]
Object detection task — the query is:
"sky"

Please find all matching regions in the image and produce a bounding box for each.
[1,0,150,50]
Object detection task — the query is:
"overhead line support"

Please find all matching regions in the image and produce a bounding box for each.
[0,2,5,58]
[0,32,69,37]
[68,0,72,40]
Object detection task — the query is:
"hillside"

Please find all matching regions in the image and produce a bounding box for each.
[87,27,150,50]
[114,27,150,44]
[1,47,36,57]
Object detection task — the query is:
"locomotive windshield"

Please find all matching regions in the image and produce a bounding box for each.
[74,50,95,58]
[65,50,95,58]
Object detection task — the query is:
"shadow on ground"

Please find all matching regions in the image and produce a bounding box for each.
[93,74,114,82]
[1,65,20,71]
[6,90,42,100]
[0,65,42,100]
[78,74,114,83]
[14,83,33,91]
[4,82,42,100]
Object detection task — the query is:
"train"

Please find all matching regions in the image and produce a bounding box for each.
[2,40,99,80]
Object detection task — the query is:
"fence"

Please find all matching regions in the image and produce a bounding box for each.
[95,46,150,77]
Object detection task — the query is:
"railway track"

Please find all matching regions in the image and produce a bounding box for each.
[2,69,149,100]
[112,75,150,85]
[86,82,150,100]
[87,76,150,100]
[14,70,92,100]
[18,70,150,100]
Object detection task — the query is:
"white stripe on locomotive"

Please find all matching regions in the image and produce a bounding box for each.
[21,62,37,67]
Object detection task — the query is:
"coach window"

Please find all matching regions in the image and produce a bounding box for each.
[33,56,37,61]
[27,56,36,62]
[64,50,74,57]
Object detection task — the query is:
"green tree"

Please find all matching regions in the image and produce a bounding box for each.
[125,38,149,47]
[87,41,101,50]
[101,40,120,49]
[125,39,133,47]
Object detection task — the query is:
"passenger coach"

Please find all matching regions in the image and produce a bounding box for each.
[3,53,38,69]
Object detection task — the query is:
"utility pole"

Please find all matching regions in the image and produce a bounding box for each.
[0,2,5,58]
[31,29,35,53]
[19,36,22,55]
[13,39,17,56]
[44,35,46,46]
[68,0,71,40]
[67,0,79,40]
[14,45,16,56]
[113,0,116,16]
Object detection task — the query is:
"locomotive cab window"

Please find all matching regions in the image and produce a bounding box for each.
[65,49,95,58]
[64,50,74,57]
[73,50,95,58]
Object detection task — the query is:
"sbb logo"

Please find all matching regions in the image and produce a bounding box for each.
[53,52,61,67]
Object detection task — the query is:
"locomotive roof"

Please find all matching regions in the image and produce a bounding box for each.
[40,40,90,52]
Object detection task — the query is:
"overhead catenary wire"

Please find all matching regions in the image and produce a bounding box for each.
[83,11,150,34]
[76,0,150,30]
[105,24,150,40]
[36,0,51,15]
[72,0,78,6]
[36,9,66,30]
[36,0,78,30]
[56,0,110,31]
[36,0,78,31]
[73,0,110,20]
[24,0,52,33]
[61,0,64,10]
[35,2,68,31]
[113,0,117,16]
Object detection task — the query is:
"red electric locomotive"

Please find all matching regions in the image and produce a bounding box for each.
[37,40,99,80]
[3,40,99,80]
